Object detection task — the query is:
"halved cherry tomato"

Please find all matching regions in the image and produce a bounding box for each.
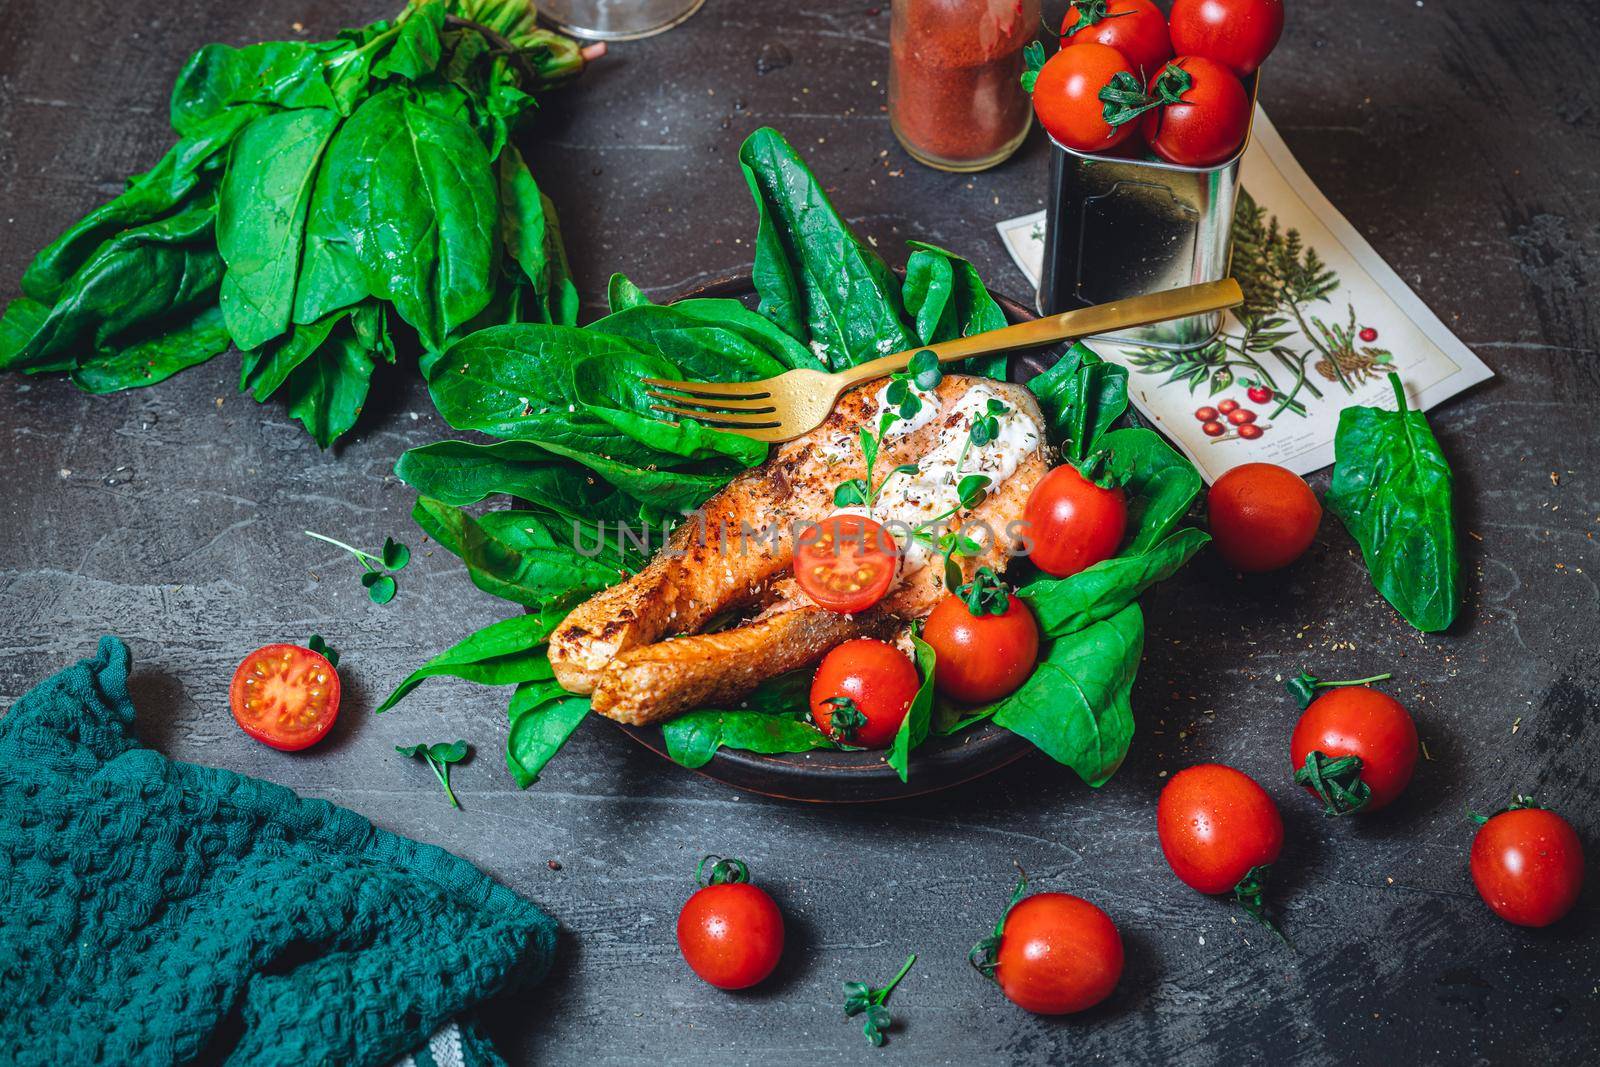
[1168,0,1284,77]
[1142,56,1252,167]
[1207,462,1321,572]
[987,892,1124,1015]
[794,514,898,613]
[1157,764,1284,900]
[229,643,340,751]
[1061,0,1172,78]
[678,856,785,989]
[1030,42,1141,154]
[810,638,920,748]
[1291,687,1419,815]
[923,592,1039,704]
[1470,800,1584,927]
[1024,464,1128,578]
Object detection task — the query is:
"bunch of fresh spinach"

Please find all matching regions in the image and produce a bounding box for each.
[1327,373,1459,632]
[0,0,587,447]
[379,127,1205,790]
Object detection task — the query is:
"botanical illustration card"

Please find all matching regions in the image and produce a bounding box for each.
[997,107,1494,483]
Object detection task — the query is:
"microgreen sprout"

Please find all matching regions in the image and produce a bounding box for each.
[842,953,917,1047]
[396,740,469,807]
[305,530,410,604]
[307,633,340,667]
[833,351,942,513]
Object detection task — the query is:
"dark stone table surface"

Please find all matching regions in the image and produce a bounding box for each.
[2,1,1596,1063]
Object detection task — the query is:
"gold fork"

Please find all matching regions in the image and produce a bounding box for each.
[645,279,1243,442]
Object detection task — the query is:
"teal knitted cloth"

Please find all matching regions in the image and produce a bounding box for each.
[0,637,556,1066]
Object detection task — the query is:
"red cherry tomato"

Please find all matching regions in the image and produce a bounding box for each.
[1247,385,1273,404]
[923,592,1039,704]
[1195,406,1218,421]
[1030,42,1141,153]
[1168,0,1284,77]
[794,514,898,613]
[1236,423,1263,440]
[1023,464,1128,578]
[809,638,920,749]
[1157,764,1284,896]
[1202,420,1226,437]
[989,893,1124,1014]
[1207,462,1321,572]
[1470,802,1584,927]
[1359,326,1379,342]
[1217,398,1238,414]
[1141,56,1252,167]
[1291,687,1419,815]
[1227,407,1256,425]
[677,858,785,989]
[229,644,340,751]
[1061,0,1172,78]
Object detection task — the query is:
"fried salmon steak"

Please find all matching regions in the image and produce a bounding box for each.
[547,373,1050,725]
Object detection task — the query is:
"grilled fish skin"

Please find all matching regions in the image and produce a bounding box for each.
[548,374,1049,725]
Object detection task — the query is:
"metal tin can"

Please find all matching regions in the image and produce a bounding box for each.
[1037,75,1259,350]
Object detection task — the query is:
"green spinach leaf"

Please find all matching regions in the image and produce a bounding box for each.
[507,682,590,787]
[1027,342,1130,463]
[738,127,915,369]
[887,634,938,782]
[377,610,560,712]
[310,85,497,352]
[1,196,223,373]
[216,107,341,350]
[70,304,232,394]
[991,604,1144,787]
[903,240,1009,380]
[1327,374,1459,632]
[1019,527,1209,637]
[663,709,834,769]
[412,495,626,608]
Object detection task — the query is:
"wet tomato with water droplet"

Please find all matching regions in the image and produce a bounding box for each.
[810,638,920,748]
[1470,805,1584,927]
[230,644,340,750]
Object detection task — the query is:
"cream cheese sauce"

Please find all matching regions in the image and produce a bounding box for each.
[831,382,1042,578]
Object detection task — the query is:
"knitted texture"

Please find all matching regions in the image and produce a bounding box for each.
[0,637,556,1066]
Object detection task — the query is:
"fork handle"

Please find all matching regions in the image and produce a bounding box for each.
[835,278,1244,386]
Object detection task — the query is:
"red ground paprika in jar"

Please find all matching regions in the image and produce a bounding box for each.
[889,0,1038,172]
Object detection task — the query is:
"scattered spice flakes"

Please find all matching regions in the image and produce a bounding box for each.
[1550,471,1560,487]
[547,860,563,871]
[1468,530,1483,541]
[1511,716,1522,735]
[1420,740,1434,761]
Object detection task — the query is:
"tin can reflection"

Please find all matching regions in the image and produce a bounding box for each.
[1038,74,1259,351]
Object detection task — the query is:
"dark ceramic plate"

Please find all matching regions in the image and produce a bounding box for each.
[606,273,1075,803]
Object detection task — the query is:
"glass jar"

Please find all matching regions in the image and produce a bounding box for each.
[889,0,1038,172]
